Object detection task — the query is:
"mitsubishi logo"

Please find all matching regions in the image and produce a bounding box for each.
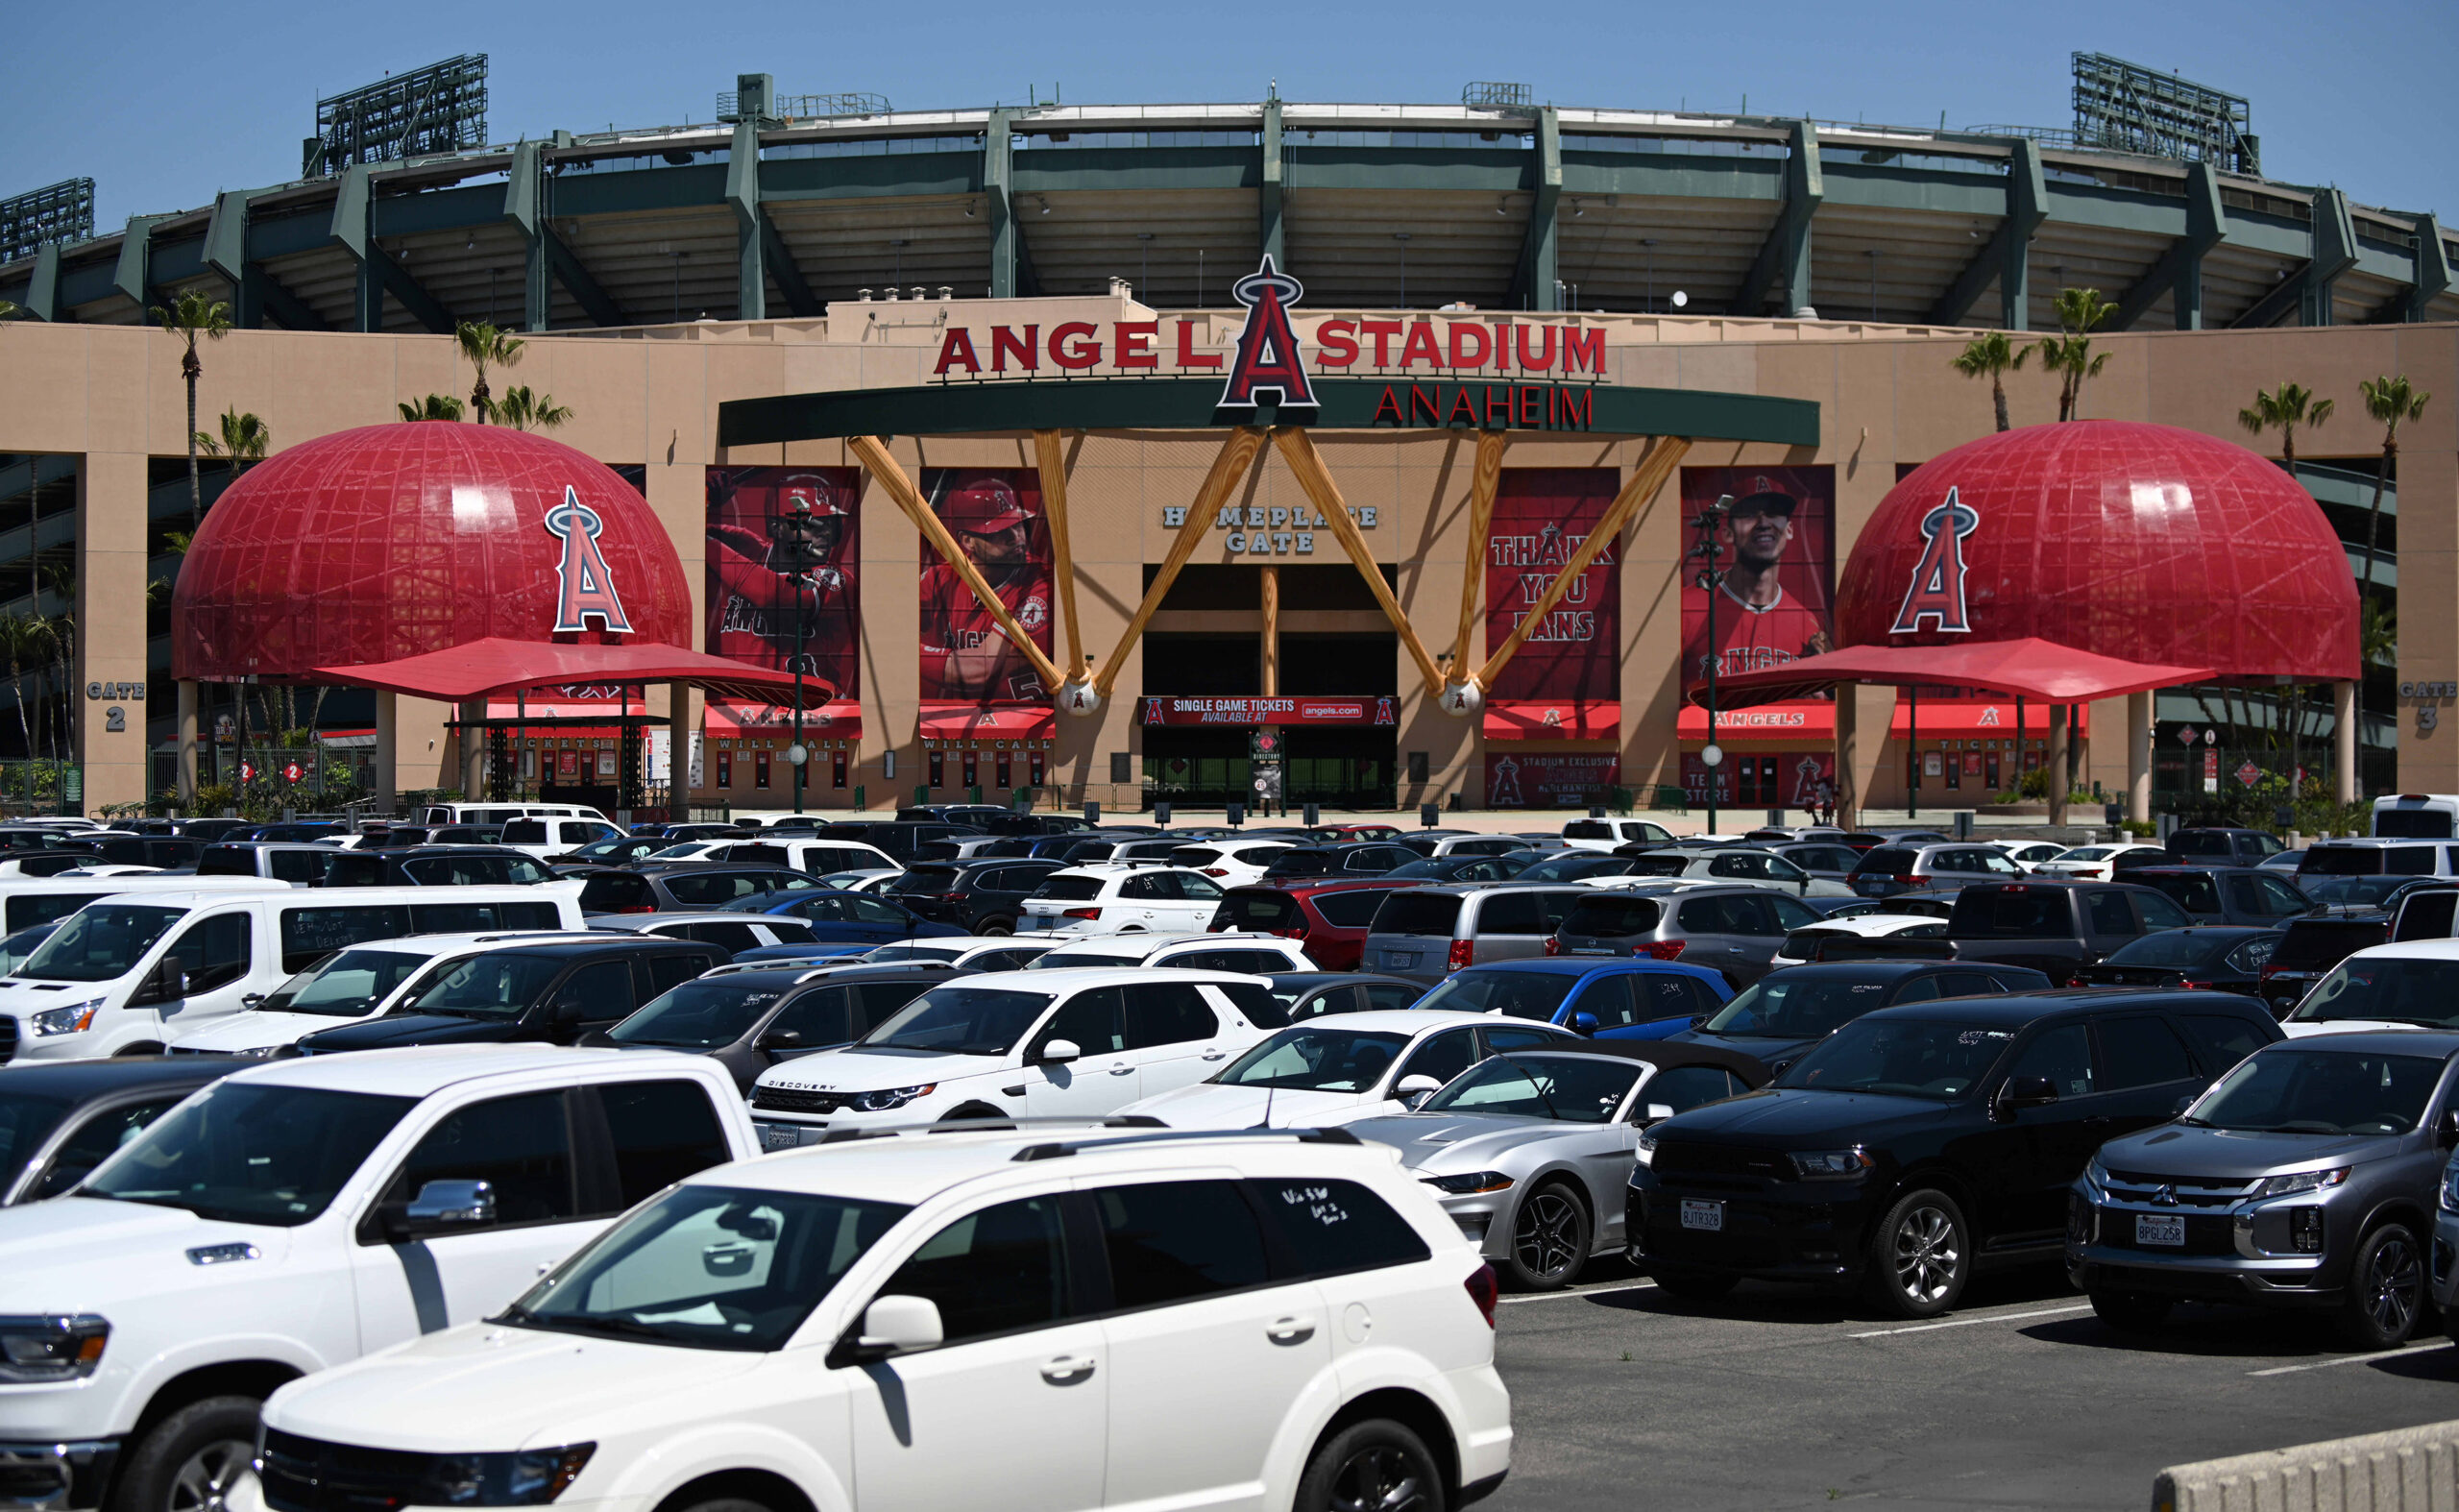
[2150,1184,2179,1207]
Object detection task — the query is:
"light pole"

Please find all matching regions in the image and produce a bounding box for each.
[781,496,817,814]
[1688,494,1734,835]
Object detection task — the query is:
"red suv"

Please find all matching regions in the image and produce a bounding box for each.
[1210,877,1425,971]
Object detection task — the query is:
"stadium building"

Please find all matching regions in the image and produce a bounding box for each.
[0,69,2453,817]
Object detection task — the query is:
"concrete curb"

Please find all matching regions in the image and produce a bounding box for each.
[2153,1420,2459,1510]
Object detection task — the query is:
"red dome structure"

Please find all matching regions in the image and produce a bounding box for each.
[1836,421,2358,681]
[173,423,693,682]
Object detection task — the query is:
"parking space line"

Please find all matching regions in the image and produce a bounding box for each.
[1500,1280,1659,1305]
[1850,1304,2094,1338]
[2248,1341,2447,1377]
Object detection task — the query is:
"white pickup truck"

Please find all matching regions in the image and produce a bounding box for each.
[0,1044,760,1512]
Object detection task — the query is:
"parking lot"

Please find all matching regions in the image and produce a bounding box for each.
[1487,1260,2459,1510]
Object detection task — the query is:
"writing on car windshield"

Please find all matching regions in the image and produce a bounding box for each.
[2289,958,2459,1028]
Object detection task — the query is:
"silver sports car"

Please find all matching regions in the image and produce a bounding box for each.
[1349,1041,1770,1289]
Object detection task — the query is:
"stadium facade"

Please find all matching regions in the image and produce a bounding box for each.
[0,94,2453,817]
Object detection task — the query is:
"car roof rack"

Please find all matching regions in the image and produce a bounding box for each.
[1011,1125,1363,1162]
[803,1114,1168,1148]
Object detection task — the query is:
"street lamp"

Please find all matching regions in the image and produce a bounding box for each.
[1687,494,1735,835]
[777,496,822,815]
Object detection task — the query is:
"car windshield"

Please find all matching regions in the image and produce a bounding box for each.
[2288,957,2459,1028]
[399,953,569,1020]
[2104,933,2233,967]
[1776,1016,2014,1100]
[19,904,185,982]
[1517,854,1628,882]
[2186,1047,2445,1134]
[0,1092,72,1180]
[500,1183,909,1352]
[259,949,433,1017]
[81,1084,414,1226]
[863,944,962,963]
[609,978,798,1050]
[2301,875,2419,907]
[0,923,56,974]
[1700,976,1895,1038]
[1422,1055,1640,1123]
[1215,1028,1410,1091]
[1413,970,1575,1021]
[858,986,1054,1055]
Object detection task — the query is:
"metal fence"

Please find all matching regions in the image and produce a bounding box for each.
[0,761,81,817]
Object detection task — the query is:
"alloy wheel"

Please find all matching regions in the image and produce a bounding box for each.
[1891,1203,1960,1305]
[1515,1192,1583,1280]
[1327,1445,1431,1512]
[167,1437,253,1512]
[2366,1233,2422,1337]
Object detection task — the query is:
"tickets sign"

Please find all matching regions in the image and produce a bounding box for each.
[1139,696,1398,727]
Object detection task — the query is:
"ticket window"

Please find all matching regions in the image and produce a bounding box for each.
[755,750,772,790]
[1985,751,2002,791]
[716,751,733,790]
[832,749,849,790]
[1943,750,1961,790]
[929,751,945,790]
[962,751,979,789]
[1029,752,1045,787]
[995,753,1012,790]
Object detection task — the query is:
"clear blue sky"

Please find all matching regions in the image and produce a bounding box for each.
[10,0,2454,229]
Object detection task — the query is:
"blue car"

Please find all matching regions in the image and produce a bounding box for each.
[1409,957,1732,1040]
[717,888,965,944]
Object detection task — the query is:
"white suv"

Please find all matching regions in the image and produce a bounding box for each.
[748,967,1278,1147]
[255,1123,1513,1512]
[162,932,579,1056]
[0,1045,757,1512]
[1025,930,1318,974]
[1020,865,1226,934]
[1167,837,1299,886]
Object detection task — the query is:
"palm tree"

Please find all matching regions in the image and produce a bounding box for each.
[2356,376,2429,605]
[492,385,573,432]
[0,614,57,763]
[194,408,271,477]
[2237,381,2334,469]
[2025,288,2116,422]
[149,291,234,529]
[454,321,525,424]
[397,394,466,422]
[1950,331,2030,432]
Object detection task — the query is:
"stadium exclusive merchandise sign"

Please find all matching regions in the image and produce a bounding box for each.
[1484,752,1619,809]
[1140,697,1398,727]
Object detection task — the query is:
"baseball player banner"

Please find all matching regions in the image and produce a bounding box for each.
[919,468,1056,705]
[705,467,862,705]
[1677,465,1836,692]
[1484,469,1622,705]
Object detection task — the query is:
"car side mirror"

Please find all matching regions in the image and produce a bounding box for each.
[1636,1102,1676,1127]
[551,989,588,1024]
[836,1294,944,1366]
[1570,1012,1600,1036]
[2441,1108,2459,1150]
[1996,1076,2058,1119]
[1036,1037,1082,1064]
[1397,1073,1443,1109]
[382,1179,499,1241]
[756,1028,804,1052]
[133,962,188,1007]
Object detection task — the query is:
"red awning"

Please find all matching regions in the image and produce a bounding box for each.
[1675,701,1837,742]
[919,702,1056,742]
[1483,700,1619,741]
[704,699,864,740]
[314,638,819,706]
[1890,699,2089,739]
[1699,637,2213,709]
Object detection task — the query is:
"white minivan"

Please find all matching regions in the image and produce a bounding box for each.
[0,883,585,1061]
[417,801,611,826]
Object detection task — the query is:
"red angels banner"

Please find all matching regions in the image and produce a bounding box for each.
[705,467,862,701]
[1484,469,1622,706]
[919,469,1055,705]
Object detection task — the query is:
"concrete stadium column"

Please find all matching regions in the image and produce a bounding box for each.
[2127,691,2153,824]
[177,682,198,809]
[75,451,152,815]
[2335,681,2359,802]
[1833,690,1858,830]
[669,682,699,815]
[1258,567,1279,696]
[459,697,486,798]
[374,692,397,816]
[2046,705,2070,827]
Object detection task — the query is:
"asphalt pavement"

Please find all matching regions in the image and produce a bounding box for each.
[1484,1259,2459,1510]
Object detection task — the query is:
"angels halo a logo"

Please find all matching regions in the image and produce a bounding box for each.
[543,486,635,634]
[1889,487,1980,635]
[1216,255,1318,412]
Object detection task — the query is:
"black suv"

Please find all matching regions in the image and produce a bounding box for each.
[880,858,1066,934]
[322,846,559,887]
[813,820,983,860]
[1946,880,2197,980]
[1260,842,1440,881]
[589,961,954,1089]
[1630,989,2282,1317]
[2257,913,2392,1017]
[1670,961,2054,1074]
[2165,826,2289,867]
[295,937,723,1052]
[578,864,824,915]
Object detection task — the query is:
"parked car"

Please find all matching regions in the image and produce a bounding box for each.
[322,845,565,887]
[1361,884,1594,984]
[665,836,901,876]
[1020,865,1227,935]
[163,930,585,1057]
[1944,879,2199,978]
[2070,926,2284,995]
[810,818,986,860]
[0,1056,244,1204]
[255,1117,1512,1512]
[2276,940,2459,1036]
[879,857,1067,935]
[193,841,346,886]
[2260,848,2308,873]
[1355,1039,1769,1288]
[577,863,826,915]
[1986,841,2074,871]
[1767,841,1871,883]
[859,936,1059,972]
[2029,842,2196,883]
[2166,826,2290,867]
[2258,913,2394,1017]
[1167,837,1301,885]
[586,910,823,957]
[2128,866,2313,927]
[1629,989,2282,1316]
[1611,847,1854,898]
[1409,833,1546,860]
[1511,852,1665,886]
[1254,971,1429,1020]
[1771,914,1952,967]
[419,800,611,826]
[69,835,207,871]
[589,961,951,1089]
[1257,841,1424,881]
[1124,1010,1580,1129]
[294,936,724,1053]
[0,1044,755,1512]
[1839,829,1948,853]
[1562,817,1679,852]
[747,967,1281,1144]
[2299,873,2443,913]
[1547,884,1827,987]
[1385,853,1530,884]
[2074,1030,2459,1348]
[716,888,965,947]
[1671,960,2055,1074]
[556,833,686,867]
[1847,842,2028,898]
[1411,957,1734,1037]
[1209,878,1426,972]
[496,817,623,859]
[1026,930,1319,976]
